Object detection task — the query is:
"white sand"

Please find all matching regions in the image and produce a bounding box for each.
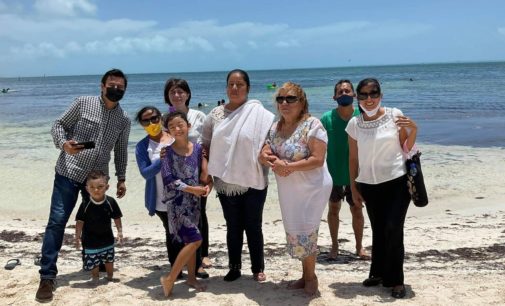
[1,144,504,305]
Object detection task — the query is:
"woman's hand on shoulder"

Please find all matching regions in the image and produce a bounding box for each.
[160,146,167,159]
[395,115,417,131]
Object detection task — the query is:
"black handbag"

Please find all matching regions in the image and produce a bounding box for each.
[406,151,428,207]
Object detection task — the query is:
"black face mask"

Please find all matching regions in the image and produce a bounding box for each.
[336,95,353,106]
[105,87,125,102]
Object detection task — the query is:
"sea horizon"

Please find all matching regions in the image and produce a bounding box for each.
[1,61,505,148]
[2,59,504,79]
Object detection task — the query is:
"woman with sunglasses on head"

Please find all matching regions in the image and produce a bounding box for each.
[200,69,274,282]
[259,82,332,295]
[346,78,417,299]
[163,78,211,278]
[134,106,176,271]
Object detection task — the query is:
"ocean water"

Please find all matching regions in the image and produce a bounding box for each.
[1,61,505,154]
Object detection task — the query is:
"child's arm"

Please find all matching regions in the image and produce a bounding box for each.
[114,218,123,245]
[180,183,208,197]
[202,177,213,197]
[75,220,84,249]
[199,151,210,184]
[199,147,213,197]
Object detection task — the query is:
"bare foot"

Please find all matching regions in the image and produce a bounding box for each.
[201,257,212,268]
[89,276,99,287]
[356,248,371,260]
[287,278,305,290]
[160,276,174,297]
[328,246,338,259]
[186,279,207,292]
[304,276,318,295]
[106,277,120,283]
[253,272,267,282]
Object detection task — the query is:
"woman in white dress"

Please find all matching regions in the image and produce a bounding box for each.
[260,82,332,295]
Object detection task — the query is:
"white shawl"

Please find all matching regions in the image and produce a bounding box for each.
[208,99,274,190]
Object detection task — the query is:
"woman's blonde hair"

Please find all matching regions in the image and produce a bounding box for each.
[275,81,310,131]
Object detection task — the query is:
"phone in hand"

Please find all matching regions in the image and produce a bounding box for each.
[74,141,95,149]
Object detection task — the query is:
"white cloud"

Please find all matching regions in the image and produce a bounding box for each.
[34,0,96,17]
[247,41,258,49]
[12,42,66,58]
[275,40,300,48]
[0,2,435,73]
[222,41,238,50]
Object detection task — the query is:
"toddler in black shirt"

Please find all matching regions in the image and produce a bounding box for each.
[75,170,123,283]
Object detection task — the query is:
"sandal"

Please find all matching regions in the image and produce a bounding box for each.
[253,272,266,282]
[5,258,21,270]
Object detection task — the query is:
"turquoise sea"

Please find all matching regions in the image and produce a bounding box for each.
[1,62,505,151]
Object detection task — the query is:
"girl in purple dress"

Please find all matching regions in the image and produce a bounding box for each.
[159,111,213,297]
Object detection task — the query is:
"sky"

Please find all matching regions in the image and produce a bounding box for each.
[1,0,505,77]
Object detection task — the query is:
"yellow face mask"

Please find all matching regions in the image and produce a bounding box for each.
[143,123,162,137]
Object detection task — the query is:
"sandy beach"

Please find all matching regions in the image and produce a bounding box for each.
[1,143,505,305]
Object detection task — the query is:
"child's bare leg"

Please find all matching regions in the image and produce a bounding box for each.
[185,241,207,292]
[91,266,99,279]
[105,262,114,281]
[161,240,202,297]
[90,266,100,285]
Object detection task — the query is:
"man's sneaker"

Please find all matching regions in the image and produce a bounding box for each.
[35,279,56,302]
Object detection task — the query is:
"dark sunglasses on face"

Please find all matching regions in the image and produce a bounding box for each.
[357,91,380,100]
[140,115,160,126]
[275,95,298,104]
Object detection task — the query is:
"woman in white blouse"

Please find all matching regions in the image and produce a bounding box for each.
[346,78,417,299]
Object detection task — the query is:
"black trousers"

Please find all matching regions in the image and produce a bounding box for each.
[218,187,267,273]
[155,210,202,269]
[359,175,410,286]
[200,196,209,258]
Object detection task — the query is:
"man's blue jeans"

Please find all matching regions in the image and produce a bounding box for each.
[39,173,88,280]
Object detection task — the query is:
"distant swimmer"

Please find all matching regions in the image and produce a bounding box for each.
[1,88,9,93]
[266,82,277,90]
[409,78,414,82]
[198,103,203,108]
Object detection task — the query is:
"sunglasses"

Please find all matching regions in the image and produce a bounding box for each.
[357,91,380,100]
[140,115,160,126]
[275,95,298,104]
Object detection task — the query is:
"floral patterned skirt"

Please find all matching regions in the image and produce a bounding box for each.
[286,229,319,260]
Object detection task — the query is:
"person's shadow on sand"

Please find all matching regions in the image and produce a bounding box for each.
[123,264,175,301]
[124,264,318,304]
[329,281,415,301]
[53,269,97,288]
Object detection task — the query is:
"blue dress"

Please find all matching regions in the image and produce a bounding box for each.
[161,143,202,244]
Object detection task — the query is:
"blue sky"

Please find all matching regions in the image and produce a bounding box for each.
[1,0,505,77]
